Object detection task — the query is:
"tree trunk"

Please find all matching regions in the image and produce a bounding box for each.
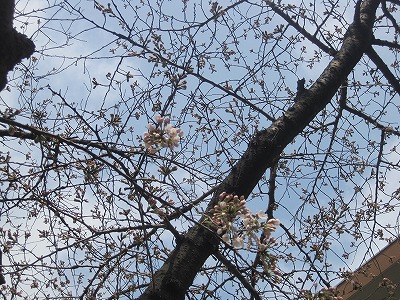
[0,0,35,91]
[138,0,380,299]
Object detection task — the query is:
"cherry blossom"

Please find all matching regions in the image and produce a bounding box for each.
[143,115,184,153]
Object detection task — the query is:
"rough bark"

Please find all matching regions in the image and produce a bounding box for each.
[138,0,381,299]
[0,0,35,91]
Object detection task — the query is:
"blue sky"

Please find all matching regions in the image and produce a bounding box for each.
[0,0,399,299]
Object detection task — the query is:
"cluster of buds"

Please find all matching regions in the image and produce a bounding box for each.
[240,212,281,250]
[205,192,281,280]
[143,115,184,153]
[206,192,280,250]
[207,192,249,247]
[300,287,343,300]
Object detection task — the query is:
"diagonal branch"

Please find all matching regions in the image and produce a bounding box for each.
[138,1,381,299]
[343,105,400,136]
[264,0,337,55]
[214,251,262,300]
[366,46,400,97]
[373,38,400,50]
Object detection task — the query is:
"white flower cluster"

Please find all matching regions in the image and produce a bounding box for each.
[207,192,280,249]
[206,192,281,280]
[207,192,248,247]
[143,115,184,153]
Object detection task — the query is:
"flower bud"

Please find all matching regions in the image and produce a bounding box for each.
[156,115,163,124]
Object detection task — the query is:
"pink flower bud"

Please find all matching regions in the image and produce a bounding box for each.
[219,201,227,209]
[267,219,280,226]
[232,236,244,248]
[156,115,163,124]
[147,124,155,131]
[222,233,230,243]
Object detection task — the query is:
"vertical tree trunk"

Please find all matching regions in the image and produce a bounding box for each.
[0,0,35,91]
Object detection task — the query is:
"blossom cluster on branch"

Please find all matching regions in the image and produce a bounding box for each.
[300,287,344,300]
[143,115,184,153]
[206,192,280,248]
[205,192,281,278]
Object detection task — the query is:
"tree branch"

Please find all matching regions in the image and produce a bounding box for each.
[214,251,262,300]
[372,38,400,49]
[343,105,400,136]
[138,1,381,299]
[366,46,400,97]
[264,0,336,55]
[381,0,400,33]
